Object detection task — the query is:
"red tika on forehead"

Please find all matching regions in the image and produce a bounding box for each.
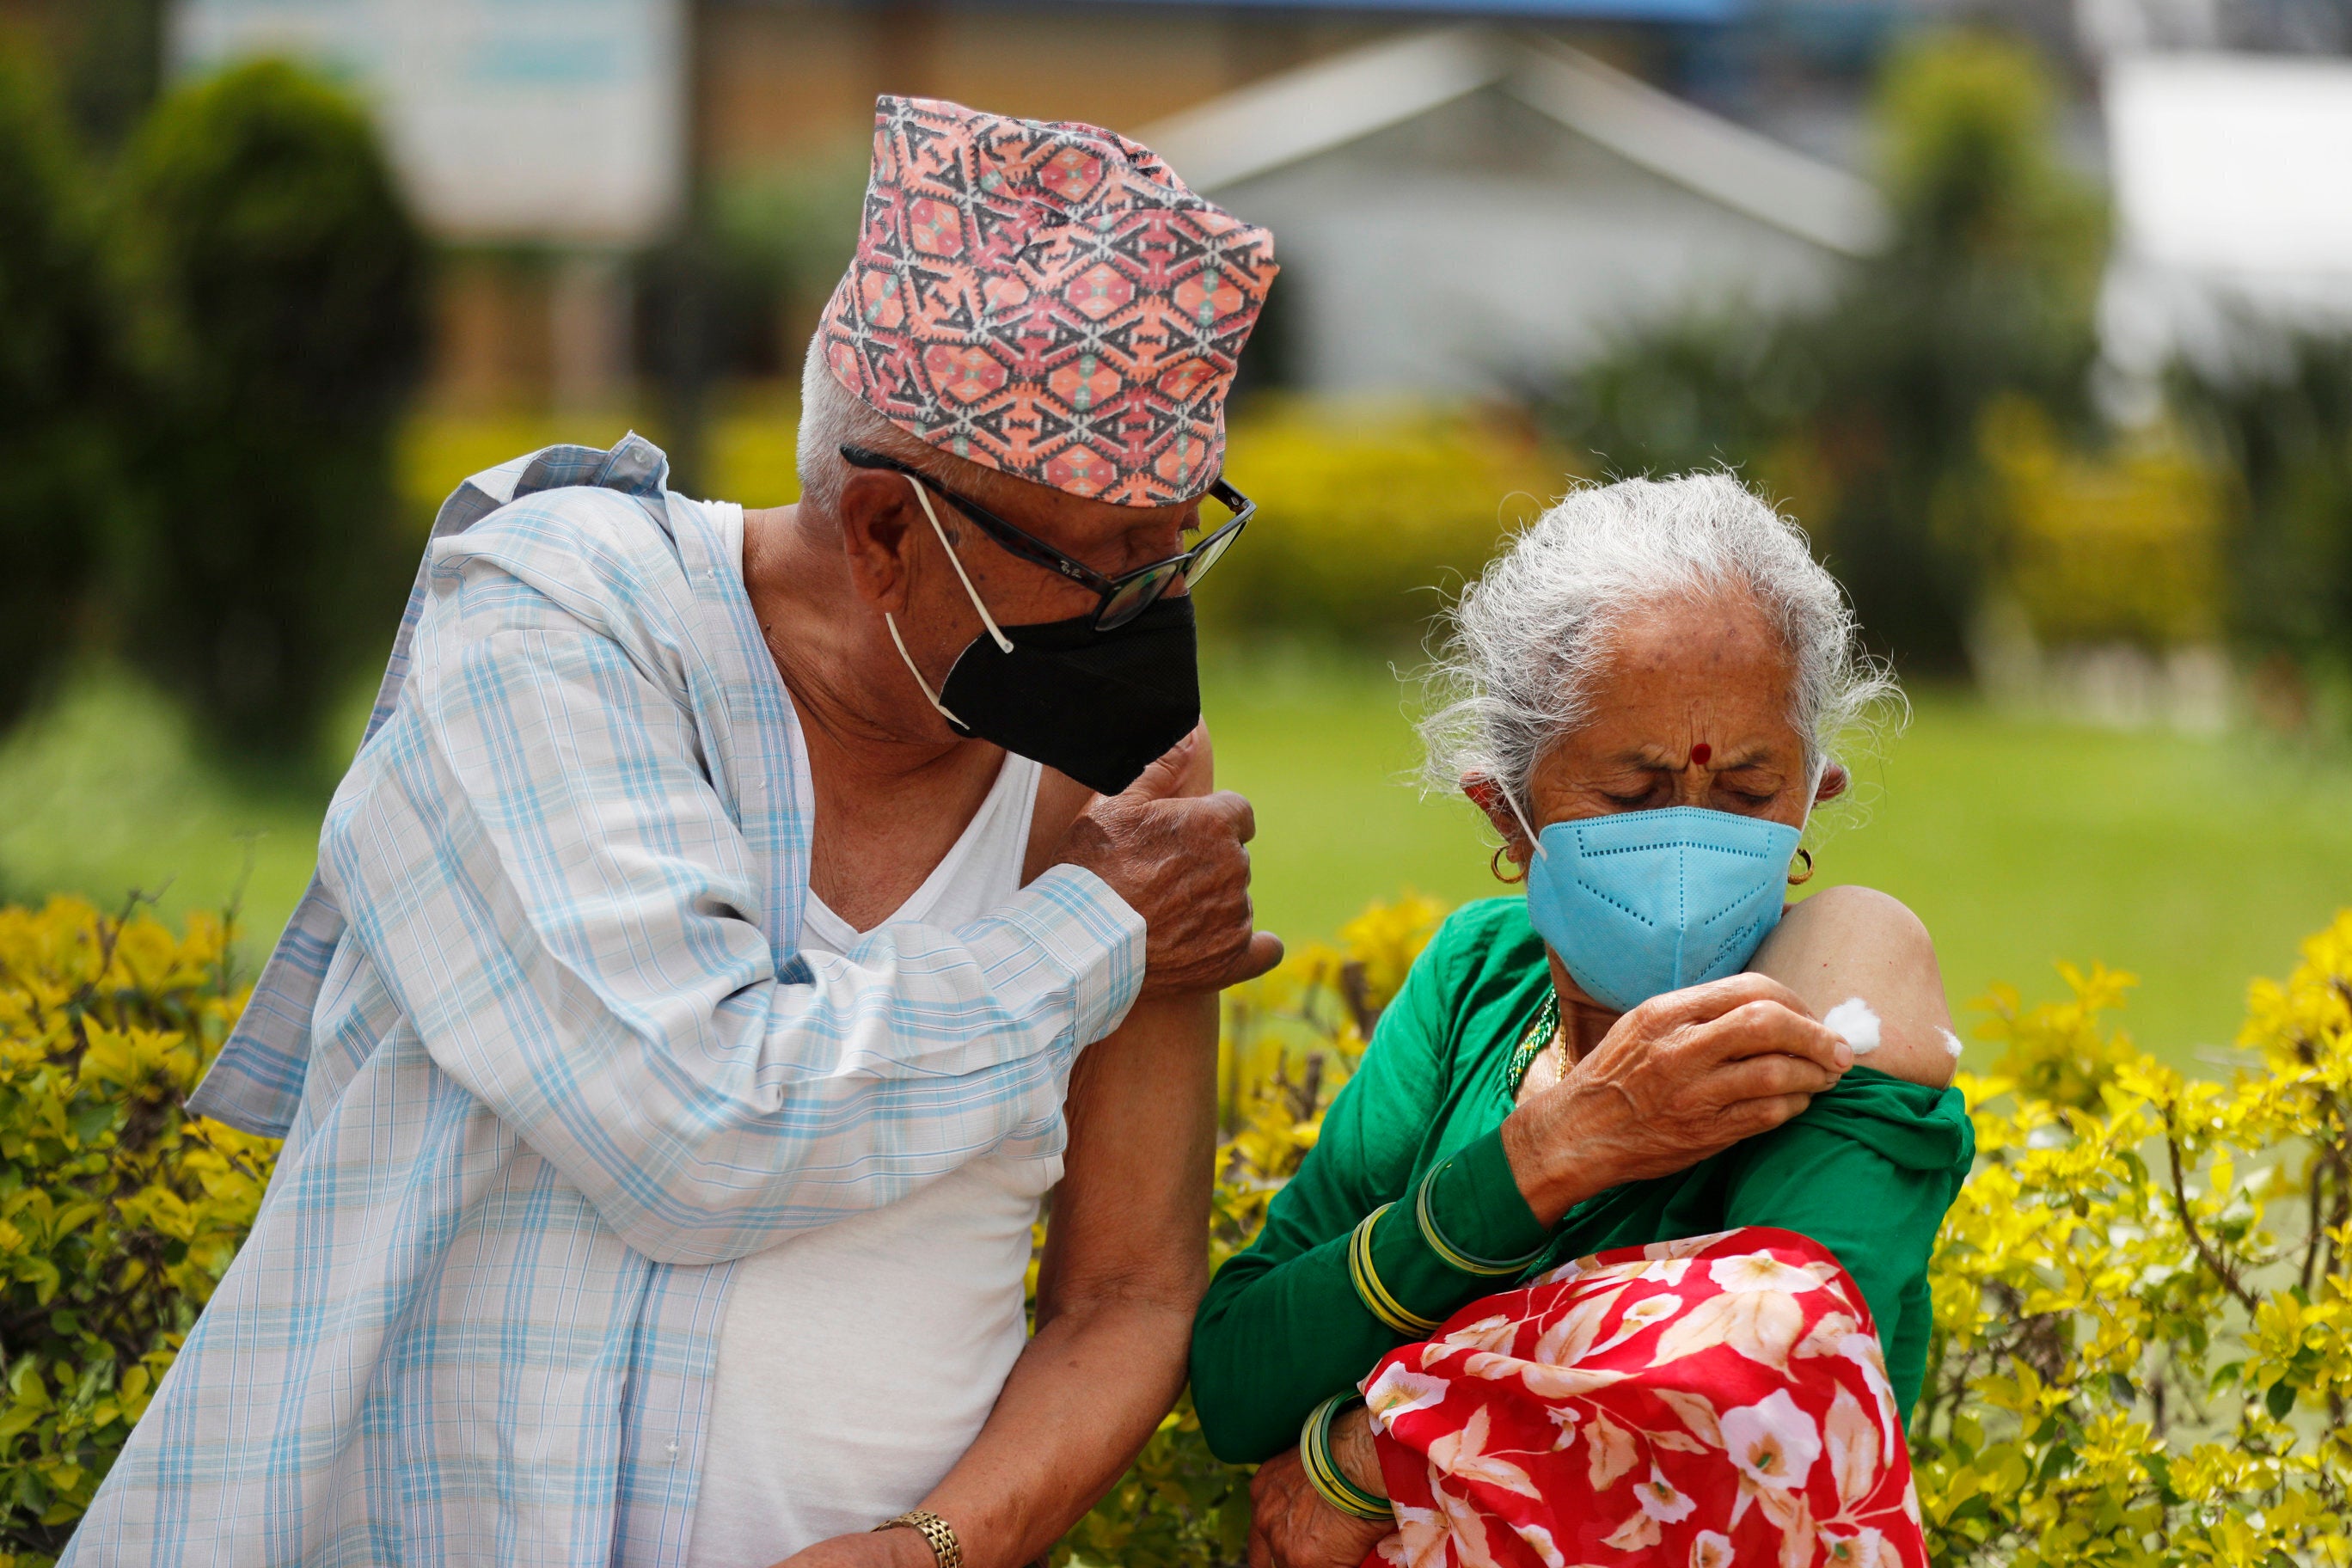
[818,95,1280,508]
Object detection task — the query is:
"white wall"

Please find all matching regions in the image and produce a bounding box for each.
[1219,90,1848,395]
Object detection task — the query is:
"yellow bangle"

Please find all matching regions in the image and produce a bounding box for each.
[1414,1163,1546,1278]
[1348,1204,1442,1336]
[1301,1394,1392,1522]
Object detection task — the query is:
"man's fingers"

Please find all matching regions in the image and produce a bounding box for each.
[1122,726,1204,802]
[1231,929,1284,984]
[1204,788,1257,842]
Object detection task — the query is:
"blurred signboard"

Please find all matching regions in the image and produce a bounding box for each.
[171,0,686,246]
[1084,0,1743,15]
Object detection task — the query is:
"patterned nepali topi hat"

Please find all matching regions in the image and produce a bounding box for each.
[818,95,1278,508]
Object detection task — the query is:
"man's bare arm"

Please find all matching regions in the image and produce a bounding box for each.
[767,988,1219,1568]
[921,989,1218,1568]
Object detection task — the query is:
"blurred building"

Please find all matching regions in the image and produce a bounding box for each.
[0,0,1924,407]
[2099,50,2352,396]
[1138,26,1886,393]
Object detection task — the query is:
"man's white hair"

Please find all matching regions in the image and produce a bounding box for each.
[793,333,1020,520]
[1418,472,1901,805]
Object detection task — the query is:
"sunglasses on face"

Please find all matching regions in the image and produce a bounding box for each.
[838,444,1254,632]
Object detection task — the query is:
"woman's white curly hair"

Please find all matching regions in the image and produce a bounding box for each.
[1418,472,1902,806]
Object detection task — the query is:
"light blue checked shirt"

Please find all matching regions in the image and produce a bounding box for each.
[66,436,1144,1568]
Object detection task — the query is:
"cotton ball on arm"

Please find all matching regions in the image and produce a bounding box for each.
[1822,997,1882,1056]
[1939,1028,1963,1059]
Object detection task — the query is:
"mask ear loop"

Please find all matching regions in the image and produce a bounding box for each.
[1798,754,1830,833]
[903,473,1013,652]
[1499,781,1550,863]
[1785,753,1833,884]
[885,471,1015,726]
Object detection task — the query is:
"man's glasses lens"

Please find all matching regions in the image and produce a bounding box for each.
[1099,562,1182,630]
[1179,519,1245,591]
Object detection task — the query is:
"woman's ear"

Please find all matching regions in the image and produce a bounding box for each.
[1816,763,1850,804]
[1462,773,1533,870]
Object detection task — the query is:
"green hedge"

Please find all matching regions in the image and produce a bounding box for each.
[0,898,276,1564]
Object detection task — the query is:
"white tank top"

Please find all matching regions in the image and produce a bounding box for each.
[687,501,1055,1568]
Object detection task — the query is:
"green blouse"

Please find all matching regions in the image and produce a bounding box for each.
[1188,897,1975,1466]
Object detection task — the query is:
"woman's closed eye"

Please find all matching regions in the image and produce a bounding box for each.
[1598,778,1669,809]
[1712,770,1784,809]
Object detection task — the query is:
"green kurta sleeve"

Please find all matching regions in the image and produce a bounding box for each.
[1717,1075,1973,1422]
[1188,904,1550,1464]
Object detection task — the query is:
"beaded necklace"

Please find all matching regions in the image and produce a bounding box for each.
[1504,990,1564,1097]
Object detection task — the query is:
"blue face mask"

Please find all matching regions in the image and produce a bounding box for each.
[1506,799,1805,1014]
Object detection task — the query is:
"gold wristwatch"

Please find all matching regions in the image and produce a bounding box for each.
[873,1508,962,1568]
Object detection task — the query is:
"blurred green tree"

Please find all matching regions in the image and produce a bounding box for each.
[1822,30,2107,666]
[1544,30,2106,670]
[115,58,427,758]
[0,48,118,730]
[708,150,867,334]
[2172,334,2352,668]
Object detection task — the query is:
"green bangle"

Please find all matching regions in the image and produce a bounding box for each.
[1347,1205,1442,1336]
[1300,1393,1391,1522]
[1414,1163,1547,1278]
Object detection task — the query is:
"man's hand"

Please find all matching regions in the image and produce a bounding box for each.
[765,1526,934,1568]
[1247,1448,1391,1568]
[1503,974,1854,1225]
[1052,725,1283,995]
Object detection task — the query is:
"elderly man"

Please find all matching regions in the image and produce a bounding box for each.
[69,98,1278,1568]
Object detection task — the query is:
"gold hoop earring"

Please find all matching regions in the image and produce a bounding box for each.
[1491,845,1528,885]
[1787,848,1815,886]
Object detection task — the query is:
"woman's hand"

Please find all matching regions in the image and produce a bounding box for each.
[1502,973,1853,1225]
[1247,1446,1392,1568]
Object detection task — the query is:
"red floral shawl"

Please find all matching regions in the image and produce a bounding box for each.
[1363,1228,1926,1568]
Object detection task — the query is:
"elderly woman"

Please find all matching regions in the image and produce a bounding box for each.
[1189,475,1973,1568]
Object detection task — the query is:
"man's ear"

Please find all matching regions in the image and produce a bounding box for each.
[1462,773,1533,868]
[1816,763,1850,805]
[836,468,922,612]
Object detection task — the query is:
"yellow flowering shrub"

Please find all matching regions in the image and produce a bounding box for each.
[9,884,2349,1568]
[1192,405,1571,646]
[0,897,278,1565]
[1915,914,2352,1566]
[1980,396,2225,651]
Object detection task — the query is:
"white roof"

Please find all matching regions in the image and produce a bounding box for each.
[1137,27,1890,256]
[2108,52,2352,278]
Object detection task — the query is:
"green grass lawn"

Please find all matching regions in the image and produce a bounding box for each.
[3,654,2348,1067]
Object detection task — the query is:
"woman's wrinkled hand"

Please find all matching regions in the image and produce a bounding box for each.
[1247,1448,1393,1568]
[1503,973,1853,1225]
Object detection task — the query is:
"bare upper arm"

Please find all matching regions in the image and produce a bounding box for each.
[1034,993,1220,1324]
[1749,885,1961,1088]
[1026,722,1223,1315]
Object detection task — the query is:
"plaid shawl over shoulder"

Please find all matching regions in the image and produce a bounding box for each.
[66,436,1143,1568]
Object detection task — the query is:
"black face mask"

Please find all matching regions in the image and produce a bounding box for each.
[885,475,1201,796]
[930,595,1199,797]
